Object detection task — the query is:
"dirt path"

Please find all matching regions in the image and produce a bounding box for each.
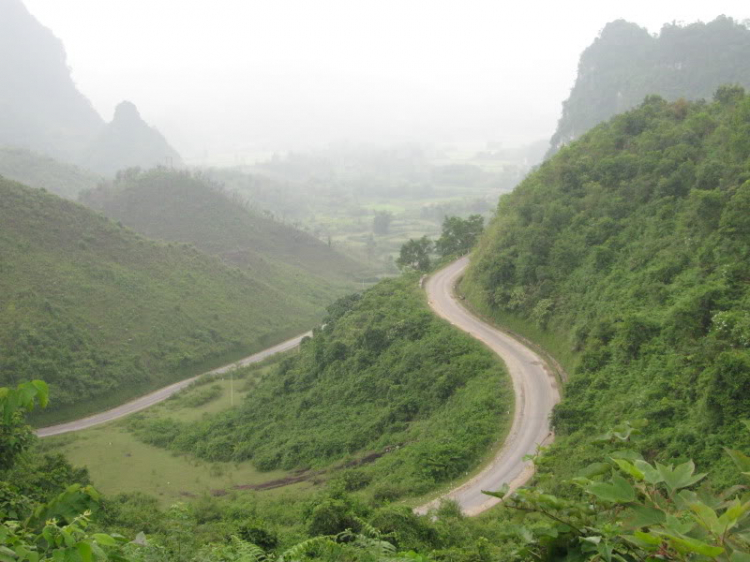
[416,257,560,516]
[35,332,311,438]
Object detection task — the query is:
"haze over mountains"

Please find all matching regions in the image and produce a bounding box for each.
[0,0,181,174]
[548,16,750,156]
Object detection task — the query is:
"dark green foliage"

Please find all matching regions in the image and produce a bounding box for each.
[549,17,750,156]
[464,90,750,486]
[397,237,432,272]
[435,214,484,257]
[0,178,320,420]
[128,275,510,497]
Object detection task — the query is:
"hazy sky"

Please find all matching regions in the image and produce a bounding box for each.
[22,0,750,160]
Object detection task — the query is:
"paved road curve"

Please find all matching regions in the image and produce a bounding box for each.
[416,257,560,516]
[36,332,311,438]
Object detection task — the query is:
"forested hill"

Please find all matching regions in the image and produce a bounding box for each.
[548,17,750,156]
[463,87,750,485]
[79,168,365,294]
[0,178,323,421]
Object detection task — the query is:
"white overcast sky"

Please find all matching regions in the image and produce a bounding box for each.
[21,0,750,160]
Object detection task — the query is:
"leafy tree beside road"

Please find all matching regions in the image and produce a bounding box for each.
[435,214,484,257]
[396,236,432,272]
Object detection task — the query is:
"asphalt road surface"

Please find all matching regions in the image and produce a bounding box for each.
[35,332,311,438]
[416,257,560,516]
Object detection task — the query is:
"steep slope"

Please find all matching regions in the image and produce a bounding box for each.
[0,147,101,199]
[549,17,750,156]
[126,275,511,501]
[463,87,750,485]
[79,168,364,296]
[0,0,103,160]
[82,102,183,175]
[0,178,321,421]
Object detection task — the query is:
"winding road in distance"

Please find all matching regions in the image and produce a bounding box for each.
[35,332,311,438]
[416,257,560,516]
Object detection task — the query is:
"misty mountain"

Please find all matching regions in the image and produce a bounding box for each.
[548,16,750,156]
[0,0,181,174]
[82,101,183,175]
[0,0,103,161]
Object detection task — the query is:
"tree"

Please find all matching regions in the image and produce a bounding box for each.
[397,237,432,272]
[372,211,393,235]
[435,215,484,257]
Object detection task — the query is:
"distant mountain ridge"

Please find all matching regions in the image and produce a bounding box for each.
[0,0,181,174]
[548,16,750,156]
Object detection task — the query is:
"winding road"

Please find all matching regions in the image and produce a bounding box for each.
[35,332,310,438]
[36,257,559,517]
[416,257,560,516]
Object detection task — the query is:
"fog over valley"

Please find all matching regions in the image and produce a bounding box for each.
[20,0,750,161]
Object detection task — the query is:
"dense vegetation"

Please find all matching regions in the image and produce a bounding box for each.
[0,178,324,420]
[464,87,750,487]
[127,274,511,500]
[0,148,101,199]
[548,17,750,156]
[79,168,363,297]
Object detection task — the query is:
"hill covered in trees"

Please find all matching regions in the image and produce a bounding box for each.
[464,86,750,485]
[0,0,181,174]
[126,274,511,501]
[0,178,326,421]
[79,168,365,300]
[548,17,750,156]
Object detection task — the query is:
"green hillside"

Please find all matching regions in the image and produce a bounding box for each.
[549,17,750,156]
[463,86,750,485]
[125,274,511,500]
[80,168,365,301]
[0,147,101,199]
[0,178,323,422]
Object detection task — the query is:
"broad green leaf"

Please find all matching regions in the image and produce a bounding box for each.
[719,499,750,531]
[587,475,636,503]
[578,462,611,479]
[664,534,724,557]
[624,505,666,528]
[92,534,117,547]
[731,551,750,562]
[726,449,750,473]
[690,501,722,534]
[613,458,645,481]
[77,542,92,562]
[634,460,662,485]
[664,514,695,535]
[657,460,707,494]
[30,380,49,408]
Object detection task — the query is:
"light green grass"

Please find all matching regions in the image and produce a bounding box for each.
[38,364,308,505]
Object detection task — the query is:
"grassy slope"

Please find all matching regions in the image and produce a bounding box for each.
[79,168,365,306]
[0,147,102,199]
[463,89,750,486]
[123,274,513,502]
[0,178,321,422]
